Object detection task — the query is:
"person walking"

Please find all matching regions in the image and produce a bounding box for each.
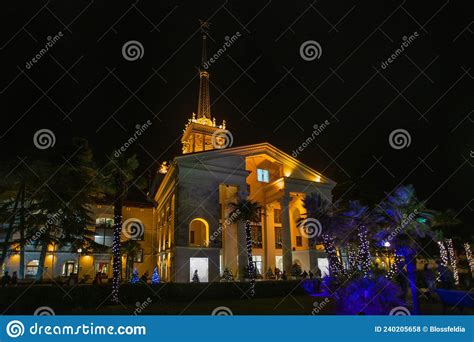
[11,271,18,286]
[1,271,11,287]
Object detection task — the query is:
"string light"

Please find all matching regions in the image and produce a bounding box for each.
[322,234,344,276]
[130,268,139,284]
[386,254,402,279]
[357,227,371,276]
[445,238,459,285]
[111,214,122,303]
[245,221,255,297]
[151,267,161,284]
[437,241,449,267]
[464,243,474,276]
[347,245,357,271]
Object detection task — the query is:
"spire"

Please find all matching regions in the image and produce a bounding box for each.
[197,20,211,120]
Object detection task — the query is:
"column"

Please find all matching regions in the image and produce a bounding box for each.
[281,194,293,275]
[262,205,270,275]
[236,190,248,280]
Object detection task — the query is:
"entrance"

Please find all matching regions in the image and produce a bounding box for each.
[189,257,209,282]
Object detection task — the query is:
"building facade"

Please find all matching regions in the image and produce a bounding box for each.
[1,30,335,283]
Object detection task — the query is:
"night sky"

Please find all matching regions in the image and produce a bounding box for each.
[1,1,472,226]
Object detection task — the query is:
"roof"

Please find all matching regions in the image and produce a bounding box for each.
[175,142,337,185]
[152,142,336,199]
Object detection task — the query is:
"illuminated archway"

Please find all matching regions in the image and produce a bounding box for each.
[189,218,209,247]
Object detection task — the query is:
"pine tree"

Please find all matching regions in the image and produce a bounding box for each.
[130,268,139,284]
[151,267,160,284]
[222,267,234,281]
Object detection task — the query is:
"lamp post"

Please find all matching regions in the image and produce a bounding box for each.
[383,241,391,269]
[77,248,82,278]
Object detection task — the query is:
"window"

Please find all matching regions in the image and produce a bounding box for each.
[253,255,263,275]
[96,262,109,275]
[63,261,77,276]
[26,260,39,277]
[274,209,282,224]
[275,256,283,271]
[296,236,303,247]
[257,168,270,183]
[251,224,263,248]
[96,217,113,227]
[189,218,209,247]
[275,227,283,249]
[190,257,209,282]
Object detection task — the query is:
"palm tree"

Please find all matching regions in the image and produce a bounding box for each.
[431,210,462,278]
[340,200,372,276]
[228,199,261,297]
[33,139,100,280]
[374,185,435,315]
[121,239,142,280]
[0,178,22,271]
[100,154,141,303]
[0,159,57,281]
[300,192,345,276]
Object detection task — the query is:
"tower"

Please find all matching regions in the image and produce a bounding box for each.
[181,21,228,154]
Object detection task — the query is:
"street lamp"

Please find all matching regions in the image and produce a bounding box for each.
[76,248,82,278]
[383,241,391,269]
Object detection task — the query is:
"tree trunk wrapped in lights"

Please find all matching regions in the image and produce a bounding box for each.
[322,234,344,276]
[357,226,371,276]
[436,240,449,282]
[437,241,449,267]
[464,243,474,277]
[386,253,403,279]
[347,245,357,272]
[445,238,459,285]
[111,205,123,303]
[228,199,261,298]
[245,220,256,297]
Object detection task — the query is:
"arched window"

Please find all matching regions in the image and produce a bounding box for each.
[189,218,209,247]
